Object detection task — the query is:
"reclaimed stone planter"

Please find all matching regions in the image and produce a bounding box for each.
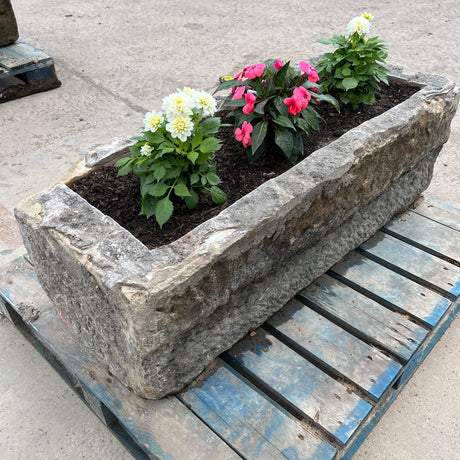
[15,67,458,399]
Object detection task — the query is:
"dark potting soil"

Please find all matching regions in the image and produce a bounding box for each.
[70,83,418,249]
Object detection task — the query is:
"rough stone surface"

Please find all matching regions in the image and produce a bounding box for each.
[15,68,459,399]
[0,0,19,46]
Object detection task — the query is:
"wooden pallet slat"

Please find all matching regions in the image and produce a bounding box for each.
[0,41,60,102]
[298,275,428,363]
[224,329,373,446]
[180,361,336,460]
[266,299,402,400]
[384,210,460,262]
[412,197,460,231]
[359,232,460,299]
[0,42,52,72]
[330,251,451,329]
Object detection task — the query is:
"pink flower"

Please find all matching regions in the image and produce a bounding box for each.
[234,71,244,81]
[299,60,319,83]
[299,60,311,73]
[235,121,253,148]
[232,85,246,100]
[245,63,265,79]
[283,86,311,115]
[307,68,319,83]
[243,91,256,114]
[274,59,284,70]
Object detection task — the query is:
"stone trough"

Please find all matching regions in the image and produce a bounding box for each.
[15,67,459,399]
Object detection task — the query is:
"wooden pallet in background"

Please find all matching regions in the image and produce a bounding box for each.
[0,41,60,103]
[1,195,459,459]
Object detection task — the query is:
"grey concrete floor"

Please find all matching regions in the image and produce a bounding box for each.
[0,0,459,458]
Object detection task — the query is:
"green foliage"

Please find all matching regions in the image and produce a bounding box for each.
[316,32,389,109]
[114,112,227,229]
[216,60,339,165]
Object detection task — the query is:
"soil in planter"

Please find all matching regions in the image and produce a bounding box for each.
[70,83,418,249]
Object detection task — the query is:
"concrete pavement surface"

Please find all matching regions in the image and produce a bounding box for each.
[0,0,459,458]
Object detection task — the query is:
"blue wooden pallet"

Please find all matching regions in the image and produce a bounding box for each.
[1,196,459,459]
[0,41,60,102]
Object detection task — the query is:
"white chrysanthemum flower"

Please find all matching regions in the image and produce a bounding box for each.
[140,144,153,156]
[362,12,373,21]
[347,16,371,36]
[165,115,194,142]
[181,87,199,99]
[195,91,217,116]
[162,91,194,118]
[143,110,164,133]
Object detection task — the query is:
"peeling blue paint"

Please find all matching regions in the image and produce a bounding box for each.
[368,360,401,399]
[334,399,372,445]
[425,297,450,327]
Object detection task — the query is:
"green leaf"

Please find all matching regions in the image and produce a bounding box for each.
[141,195,158,219]
[187,151,199,164]
[155,197,174,228]
[153,164,166,181]
[144,131,165,144]
[251,121,268,158]
[215,79,246,93]
[147,182,169,197]
[174,183,192,197]
[130,135,145,141]
[314,93,340,112]
[274,128,295,164]
[198,117,221,135]
[362,92,376,105]
[114,157,131,168]
[129,146,141,156]
[274,61,290,86]
[199,137,222,154]
[210,186,228,205]
[190,133,202,150]
[302,107,320,131]
[274,96,289,117]
[295,117,311,134]
[117,162,134,176]
[342,77,359,90]
[273,115,295,130]
[341,67,352,76]
[185,189,199,209]
[206,172,221,185]
[317,38,333,45]
[190,173,199,185]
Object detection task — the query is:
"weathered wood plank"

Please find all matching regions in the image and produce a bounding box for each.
[0,257,239,460]
[298,274,428,363]
[0,41,51,72]
[412,197,460,231]
[267,300,402,400]
[225,329,372,446]
[180,360,336,460]
[330,251,451,328]
[383,210,460,262]
[359,232,460,300]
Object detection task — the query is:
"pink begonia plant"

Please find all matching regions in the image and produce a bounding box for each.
[235,121,253,148]
[217,58,338,163]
